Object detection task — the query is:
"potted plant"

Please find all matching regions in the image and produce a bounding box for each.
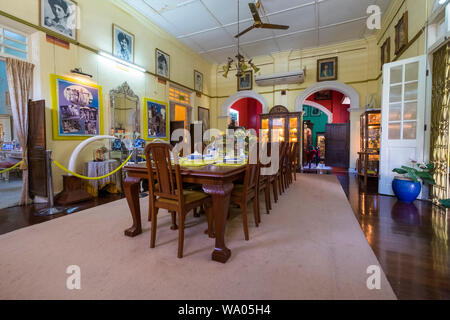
[392,161,435,203]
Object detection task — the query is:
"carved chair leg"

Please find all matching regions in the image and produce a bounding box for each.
[253,196,259,227]
[241,203,249,241]
[150,207,159,248]
[170,211,178,230]
[177,212,185,259]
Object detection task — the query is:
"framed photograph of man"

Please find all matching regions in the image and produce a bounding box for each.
[40,0,78,41]
[381,37,390,70]
[194,70,203,93]
[237,70,253,91]
[143,98,169,141]
[395,11,408,55]
[156,49,170,80]
[113,24,134,63]
[317,57,338,82]
[50,74,103,140]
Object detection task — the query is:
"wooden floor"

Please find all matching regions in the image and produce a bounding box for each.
[0,173,449,300]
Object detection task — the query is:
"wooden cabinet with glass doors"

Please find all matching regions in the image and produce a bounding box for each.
[259,105,303,167]
[358,109,381,185]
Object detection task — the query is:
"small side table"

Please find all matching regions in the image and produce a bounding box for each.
[83,160,122,197]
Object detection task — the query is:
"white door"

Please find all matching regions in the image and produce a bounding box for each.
[379,55,427,195]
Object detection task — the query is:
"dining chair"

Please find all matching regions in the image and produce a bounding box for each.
[145,143,213,258]
[258,142,272,216]
[277,142,288,195]
[290,142,299,182]
[230,155,260,241]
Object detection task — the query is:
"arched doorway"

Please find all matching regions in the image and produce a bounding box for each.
[229,98,263,133]
[222,90,269,117]
[302,90,351,169]
[296,81,360,169]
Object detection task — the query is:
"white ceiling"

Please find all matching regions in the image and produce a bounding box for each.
[125,0,392,63]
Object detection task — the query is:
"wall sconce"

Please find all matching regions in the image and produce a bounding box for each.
[70,67,93,78]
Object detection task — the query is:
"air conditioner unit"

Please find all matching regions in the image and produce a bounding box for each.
[255,69,305,86]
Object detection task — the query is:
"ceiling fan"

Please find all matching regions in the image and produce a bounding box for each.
[234,1,289,38]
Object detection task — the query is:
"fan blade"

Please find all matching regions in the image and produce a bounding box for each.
[249,3,262,24]
[259,23,289,30]
[234,25,256,38]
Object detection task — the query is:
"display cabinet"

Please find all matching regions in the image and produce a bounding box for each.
[259,105,303,167]
[358,109,381,186]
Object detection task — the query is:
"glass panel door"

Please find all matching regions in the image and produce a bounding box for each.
[289,117,298,142]
[272,117,285,142]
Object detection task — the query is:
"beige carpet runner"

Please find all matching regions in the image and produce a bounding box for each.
[0,174,396,300]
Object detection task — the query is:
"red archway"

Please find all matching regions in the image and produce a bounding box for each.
[230,98,263,134]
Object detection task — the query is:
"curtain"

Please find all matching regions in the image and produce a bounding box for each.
[6,58,35,205]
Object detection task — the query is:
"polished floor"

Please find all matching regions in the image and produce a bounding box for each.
[0,173,449,299]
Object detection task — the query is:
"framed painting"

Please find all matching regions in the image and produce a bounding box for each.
[395,11,408,55]
[40,0,78,41]
[237,70,253,91]
[229,109,239,127]
[315,90,332,100]
[113,24,134,63]
[156,48,170,80]
[381,37,390,70]
[194,70,203,93]
[198,107,210,131]
[143,98,169,141]
[50,74,103,140]
[317,57,338,82]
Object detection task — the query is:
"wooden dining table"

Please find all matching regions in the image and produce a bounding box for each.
[123,162,246,263]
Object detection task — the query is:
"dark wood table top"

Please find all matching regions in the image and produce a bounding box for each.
[124,163,246,179]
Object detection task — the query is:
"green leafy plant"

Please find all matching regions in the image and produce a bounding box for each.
[439,199,450,208]
[392,161,435,185]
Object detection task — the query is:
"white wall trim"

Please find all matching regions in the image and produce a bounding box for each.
[221,90,269,116]
[303,100,333,123]
[295,81,360,112]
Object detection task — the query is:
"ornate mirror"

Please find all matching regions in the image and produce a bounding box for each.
[110,82,140,139]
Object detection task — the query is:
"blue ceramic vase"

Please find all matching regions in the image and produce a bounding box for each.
[392,177,422,204]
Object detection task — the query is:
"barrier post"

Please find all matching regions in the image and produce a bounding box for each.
[35,150,66,216]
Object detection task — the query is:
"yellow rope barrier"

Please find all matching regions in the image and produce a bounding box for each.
[53,152,134,180]
[0,160,23,174]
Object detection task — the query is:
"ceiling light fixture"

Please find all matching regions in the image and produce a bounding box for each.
[222,0,261,78]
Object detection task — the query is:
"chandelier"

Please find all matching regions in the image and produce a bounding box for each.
[222,0,260,78]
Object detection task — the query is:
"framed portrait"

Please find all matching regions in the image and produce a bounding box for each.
[156,49,170,80]
[194,70,203,93]
[40,0,78,41]
[198,107,210,131]
[113,24,134,63]
[311,108,321,117]
[143,98,169,141]
[317,57,338,82]
[237,70,253,91]
[380,37,390,70]
[395,11,408,55]
[50,74,103,140]
[315,90,332,100]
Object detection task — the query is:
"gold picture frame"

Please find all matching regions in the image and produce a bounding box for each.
[395,11,408,55]
[317,57,338,82]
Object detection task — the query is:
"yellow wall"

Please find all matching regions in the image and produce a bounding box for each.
[375,0,434,99]
[0,0,213,193]
[210,37,381,169]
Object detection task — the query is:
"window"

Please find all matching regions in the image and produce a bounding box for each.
[0,26,28,60]
[169,87,190,105]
